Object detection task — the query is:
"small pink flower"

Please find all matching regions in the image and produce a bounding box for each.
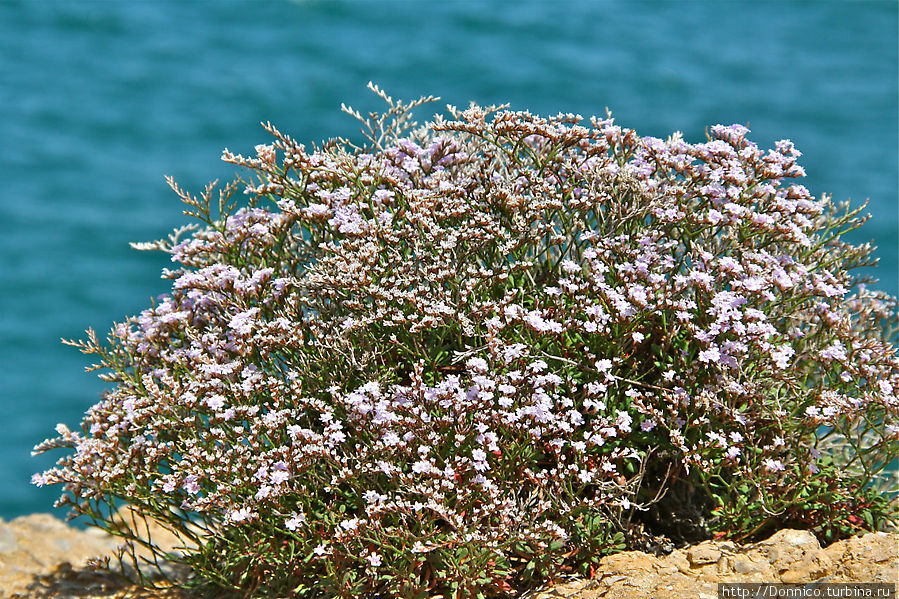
[412,460,432,474]
[205,394,226,411]
[466,357,488,373]
[698,347,721,363]
[183,475,200,495]
[763,459,785,472]
[227,507,254,523]
[366,552,382,567]
[285,513,306,531]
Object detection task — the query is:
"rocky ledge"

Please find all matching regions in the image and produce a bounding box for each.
[0,513,896,598]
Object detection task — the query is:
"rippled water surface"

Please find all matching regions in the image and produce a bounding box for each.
[1,0,896,519]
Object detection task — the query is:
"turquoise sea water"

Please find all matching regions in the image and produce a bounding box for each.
[1,1,896,521]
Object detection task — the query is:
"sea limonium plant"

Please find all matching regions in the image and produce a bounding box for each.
[35,85,898,598]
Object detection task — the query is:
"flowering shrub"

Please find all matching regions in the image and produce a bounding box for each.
[34,86,898,598]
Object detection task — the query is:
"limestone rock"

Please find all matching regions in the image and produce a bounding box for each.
[756,529,833,583]
[0,514,120,597]
[823,531,899,583]
[531,529,898,599]
[686,542,722,566]
[0,510,191,599]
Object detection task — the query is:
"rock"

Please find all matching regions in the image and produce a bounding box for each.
[686,542,722,566]
[0,523,18,554]
[530,529,898,599]
[823,531,899,583]
[0,510,193,598]
[596,550,656,576]
[728,553,773,577]
[0,514,119,596]
[658,550,691,574]
[753,529,833,583]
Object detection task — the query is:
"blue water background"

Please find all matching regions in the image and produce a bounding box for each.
[1,1,896,521]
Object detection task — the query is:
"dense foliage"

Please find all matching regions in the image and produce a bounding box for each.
[35,87,898,598]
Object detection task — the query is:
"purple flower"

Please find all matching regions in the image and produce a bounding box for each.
[763,459,785,472]
[771,345,795,369]
[285,513,306,531]
[698,347,720,363]
[205,394,226,411]
[227,507,254,523]
[466,357,488,373]
[183,475,201,495]
[366,552,383,567]
[412,460,432,474]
